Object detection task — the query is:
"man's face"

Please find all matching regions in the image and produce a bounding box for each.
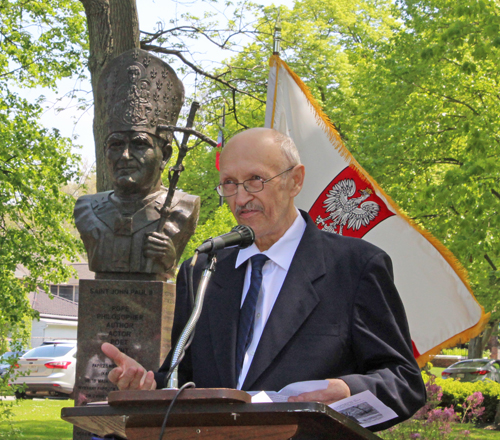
[219,129,304,251]
[106,131,165,195]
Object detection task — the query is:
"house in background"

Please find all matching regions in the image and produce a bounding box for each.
[18,262,94,348]
[29,289,78,348]
[47,262,94,304]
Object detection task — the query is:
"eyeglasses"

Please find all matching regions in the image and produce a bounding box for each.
[215,166,295,197]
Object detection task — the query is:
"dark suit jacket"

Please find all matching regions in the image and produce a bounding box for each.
[156,211,425,430]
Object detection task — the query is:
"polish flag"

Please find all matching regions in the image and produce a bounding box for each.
[265,54,489,366]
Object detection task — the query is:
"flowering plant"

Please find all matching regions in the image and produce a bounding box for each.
[379,376,477,440]
[460,391,485,424]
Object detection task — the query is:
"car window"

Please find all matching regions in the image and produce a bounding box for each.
[449,361,490,369]
[23,345,74,358]
[493,362,500,370]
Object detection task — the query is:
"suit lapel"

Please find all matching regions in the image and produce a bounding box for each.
[242,216,327,390]
[205,249,246,388]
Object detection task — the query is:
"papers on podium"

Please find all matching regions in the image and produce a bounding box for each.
[249,380,397,428]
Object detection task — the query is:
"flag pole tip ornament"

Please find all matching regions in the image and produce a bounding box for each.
[273,10,282,56]
[265,54,489,368]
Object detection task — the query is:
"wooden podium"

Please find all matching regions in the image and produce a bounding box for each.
[61,389,382,440]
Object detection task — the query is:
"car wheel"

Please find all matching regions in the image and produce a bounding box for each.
[14,391,26,399]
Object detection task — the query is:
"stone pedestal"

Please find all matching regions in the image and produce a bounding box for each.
[73,279,175,440]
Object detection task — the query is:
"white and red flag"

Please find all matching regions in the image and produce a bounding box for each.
[264,54,489,367]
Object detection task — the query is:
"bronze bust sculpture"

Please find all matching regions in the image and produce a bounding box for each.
[74,49,200,280]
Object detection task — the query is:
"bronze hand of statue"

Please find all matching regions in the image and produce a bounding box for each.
[143,231,177,272]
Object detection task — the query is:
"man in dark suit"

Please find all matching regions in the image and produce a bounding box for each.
[102,127,425,429]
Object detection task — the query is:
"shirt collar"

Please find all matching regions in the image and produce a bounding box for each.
[235,208,307,271]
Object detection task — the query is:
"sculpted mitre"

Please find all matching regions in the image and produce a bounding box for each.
[74,49,200,280]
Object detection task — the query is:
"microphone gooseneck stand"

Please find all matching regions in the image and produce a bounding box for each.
[166,251,217,389]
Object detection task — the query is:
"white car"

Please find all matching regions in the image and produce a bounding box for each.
[12,343,77,398]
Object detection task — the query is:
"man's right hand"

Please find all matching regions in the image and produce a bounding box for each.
[101,342,157,391]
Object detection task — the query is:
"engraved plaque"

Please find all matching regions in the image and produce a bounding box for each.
[72,279,175,440]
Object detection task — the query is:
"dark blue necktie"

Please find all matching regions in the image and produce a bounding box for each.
[235,254,269,380]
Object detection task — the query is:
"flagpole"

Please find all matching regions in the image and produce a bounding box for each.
[219,106,225,207]
[273,9,281,56]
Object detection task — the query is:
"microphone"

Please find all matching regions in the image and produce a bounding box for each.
[196,225,255,254]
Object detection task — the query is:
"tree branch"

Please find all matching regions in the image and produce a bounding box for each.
[410,82,480,116]
[157,125,217,147]
[492,188,500,201]
[230,89,249,130]
[433,157,464,166]
[411,214,440,220]
[484,254,497,271]
[141,43,266,103]
[142,25,253,51]
[422,127,458,136]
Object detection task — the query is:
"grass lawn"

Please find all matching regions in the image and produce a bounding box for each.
[1,398,500,440]
[0,398,73,440]
[430,366,446,377]
[452,425,500,439]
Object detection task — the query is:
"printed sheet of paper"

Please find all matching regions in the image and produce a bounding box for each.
[329,390,397,428]
[250,382,397,428]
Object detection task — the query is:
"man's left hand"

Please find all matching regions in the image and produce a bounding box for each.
[287,379,351,405]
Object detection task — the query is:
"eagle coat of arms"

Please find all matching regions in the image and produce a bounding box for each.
[308,167,395,238]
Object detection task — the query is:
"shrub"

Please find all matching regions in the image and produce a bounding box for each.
[380,377,468,440]
[423,372,500,423]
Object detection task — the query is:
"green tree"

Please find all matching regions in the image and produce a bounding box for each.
[181,204,236,261]
[190,0,499,347]
[348,0,500,327]
[0,0,87,355]
[24,0,494,336]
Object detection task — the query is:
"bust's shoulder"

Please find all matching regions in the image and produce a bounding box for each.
[75,191,113,207]
[74,191,113,219]
[171,190,200,203]
[174,191,200,205]
[169,190,200,216]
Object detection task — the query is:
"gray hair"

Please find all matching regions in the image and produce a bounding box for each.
[274,131,301,167]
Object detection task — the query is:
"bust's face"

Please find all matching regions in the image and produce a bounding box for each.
[105,131,166,196]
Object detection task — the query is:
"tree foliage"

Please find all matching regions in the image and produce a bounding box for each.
[150,0,499,322]
[5,0,495,355]
[181,204,236,262]
[0,0,87,87]
[0,0,87,352]
[348,0,500,319]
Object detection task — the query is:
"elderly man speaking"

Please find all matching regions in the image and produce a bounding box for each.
[102,127,425,430]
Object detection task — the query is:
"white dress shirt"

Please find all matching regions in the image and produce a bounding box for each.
[235,208,307,389]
